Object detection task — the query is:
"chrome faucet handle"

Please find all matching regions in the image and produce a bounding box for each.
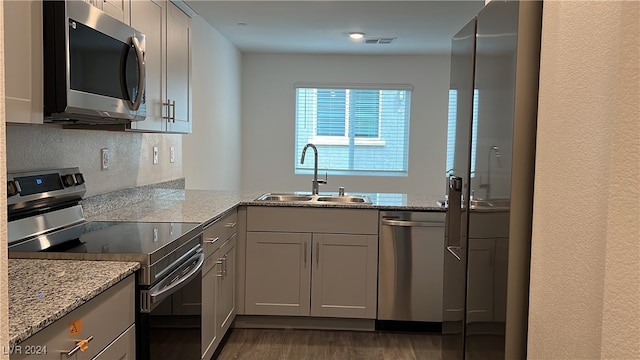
[338,187,345,196]
[317,172,328,185]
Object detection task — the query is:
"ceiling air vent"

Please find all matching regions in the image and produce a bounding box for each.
[364,38,396,45]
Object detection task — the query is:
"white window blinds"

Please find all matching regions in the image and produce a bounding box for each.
[295,84,412,176]
[446,89,479,176]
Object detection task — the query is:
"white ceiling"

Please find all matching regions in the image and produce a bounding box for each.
[184,1,485,55]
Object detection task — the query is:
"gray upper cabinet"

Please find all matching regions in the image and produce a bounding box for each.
[84,0,131,25]
[4,0,43,125]
[130,0,192,133]
[165,2,191,133]
[130,0,165,132]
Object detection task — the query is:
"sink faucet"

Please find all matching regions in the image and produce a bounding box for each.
[300,143,327,195]
[479,145,502,199]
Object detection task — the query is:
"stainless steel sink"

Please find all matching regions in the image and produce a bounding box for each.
[256,193,313,202]
[316,195,371,204]
[255,193,372,205]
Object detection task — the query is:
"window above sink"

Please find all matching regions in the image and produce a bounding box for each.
[294,83,413,177]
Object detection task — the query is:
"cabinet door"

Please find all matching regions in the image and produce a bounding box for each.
[466,238,495,323]
[4,0,43,124]
[310,234,378,319]
[92,324,135,360]
[202,253,219,360]
[83,0,129,24]
[102,0,130,24]
[245,232,311,316]
[217,235,236,335]
[165,2,191,133]
[130,0,165,132]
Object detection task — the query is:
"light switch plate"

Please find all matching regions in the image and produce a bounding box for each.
[153,146,158,165]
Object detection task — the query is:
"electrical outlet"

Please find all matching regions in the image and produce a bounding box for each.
[153,146,159,165]
[101,148,109,170]
[170,146,175,163]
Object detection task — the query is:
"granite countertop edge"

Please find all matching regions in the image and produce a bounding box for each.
[9,260,140,347]
[9,190,442,346]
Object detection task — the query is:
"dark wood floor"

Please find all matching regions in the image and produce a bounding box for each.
[215,328,446,360]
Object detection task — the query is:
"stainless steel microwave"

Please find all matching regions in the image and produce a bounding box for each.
[43,0,146,124]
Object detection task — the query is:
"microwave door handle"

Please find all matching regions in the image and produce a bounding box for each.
[129,36,145,111]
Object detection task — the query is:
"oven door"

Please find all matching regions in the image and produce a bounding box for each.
[138,249,204,360]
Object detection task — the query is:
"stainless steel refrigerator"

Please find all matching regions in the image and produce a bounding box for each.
[442,2,543,359]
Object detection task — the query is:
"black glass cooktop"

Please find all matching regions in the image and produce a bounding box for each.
[9,221,201,257]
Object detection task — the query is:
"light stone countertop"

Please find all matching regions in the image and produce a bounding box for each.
[10,188,442,346]
[88,189,445,224]
[8,259,139,347]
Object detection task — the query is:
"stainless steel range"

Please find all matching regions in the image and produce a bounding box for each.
[7,168,204,360]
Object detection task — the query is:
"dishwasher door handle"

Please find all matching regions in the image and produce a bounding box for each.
[446,245,463,261]
[381,219,444,227]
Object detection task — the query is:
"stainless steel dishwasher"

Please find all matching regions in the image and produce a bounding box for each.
[378,211,445,326]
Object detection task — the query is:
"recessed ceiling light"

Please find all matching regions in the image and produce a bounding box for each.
[349,32,365,40]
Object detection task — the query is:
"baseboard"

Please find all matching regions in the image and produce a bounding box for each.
[232,315,376,332]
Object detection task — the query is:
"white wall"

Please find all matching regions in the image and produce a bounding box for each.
[528,1,640,359]
[240,53,450,195]
[183,16,242,191]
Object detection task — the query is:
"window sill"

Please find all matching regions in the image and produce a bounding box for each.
[308,136,386,147]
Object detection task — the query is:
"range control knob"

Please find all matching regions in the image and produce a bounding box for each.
[74,173,85,185]
[7,181,18,197]
[62,174,76,187]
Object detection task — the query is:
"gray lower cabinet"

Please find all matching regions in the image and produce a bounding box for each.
[217,236,237,334]
[11,275,135,360]
[245,232,311,316]
[201,210,238,360]
[310,233,378,319]
[466,211,510,324]
[244,206,379,320]
[201,247,220,359]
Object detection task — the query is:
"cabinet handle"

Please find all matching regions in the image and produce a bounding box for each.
[66,335,94,357]
[163,99,172,121]
[446,246,463,261]
[204,237,219,244]
[216,260,223,277]
[316,242,319,268]
[381,219,444,227]
[303,242,307,267]
[225,222,237,229]
[171,100,176,123]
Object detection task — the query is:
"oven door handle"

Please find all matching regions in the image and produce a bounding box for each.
[149,252,204,302]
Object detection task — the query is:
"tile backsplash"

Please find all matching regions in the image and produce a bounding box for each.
[6,124,182,197]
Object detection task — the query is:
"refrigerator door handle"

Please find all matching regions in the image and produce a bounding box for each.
[445,175,463,250]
